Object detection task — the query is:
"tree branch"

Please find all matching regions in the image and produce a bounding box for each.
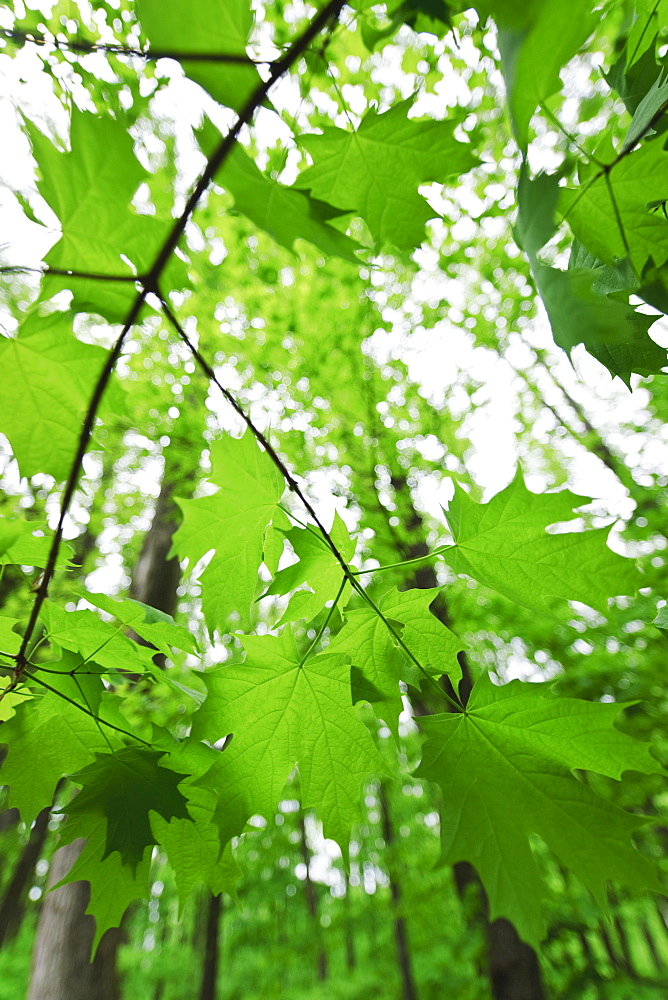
[0,28,266,65]
[4,0,348,702]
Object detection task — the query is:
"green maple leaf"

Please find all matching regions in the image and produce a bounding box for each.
[145,739,239,904]
[0,516,71,570]
[416,673,661,946]
[152,783,241,905]
[27,111,186,321]
[534,264,662,385]
[56,810,151,949]
[40,601,152,676]
[380,587,464,677]
[0,691,120,823]
[325,609,406,726]
[192,629,385,848]
[172,432,284,633]
[438,473,638,617]
[136,0,260,112]
[34,650,105,716]
[67,747,191,871]
[515,168,664,383]
[494,0,596,149]
[263,512,354,624]
[297,97,478,250]
[326,586,464,724]
[82,591,198,658]
[212,143,361,262]
[560,137,668,276]
[0,311,125,481]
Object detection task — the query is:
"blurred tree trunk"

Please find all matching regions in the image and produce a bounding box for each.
[0,804,50,946]
[26,840,122,1000]
[199,891,223,1000]
[390,473,545,1000]
[26,407,203,999]
[378,780,419,1000]
[298,804,328,981]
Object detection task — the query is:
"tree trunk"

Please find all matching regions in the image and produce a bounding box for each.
[26,422,201,999]
[389,473,545,1000]
[0,804,50,946]
[298,806,328,981]
[379,781,419,1000]
[26,840,122,1000]
[199,891,223,1000]
[342,868,356,971]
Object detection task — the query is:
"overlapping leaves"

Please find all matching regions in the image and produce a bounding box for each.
[417,674,661,946]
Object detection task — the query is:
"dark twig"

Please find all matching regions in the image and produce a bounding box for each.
[0,28,266,65]
[0,265,142,282]
[3,0,348,703]
[157,292,354,579]
[157,294,463,712]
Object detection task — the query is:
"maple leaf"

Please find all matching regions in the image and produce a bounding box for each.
[40,600,152,676]
[514,167,664,382]
[212,143,361,262]
[82,591,199,658]
[56,810,152,950]
[560,136,668,276]
[326,586,465,725]
[0,516,72,570]
[297,97,478,250]
[438,472,638,617]
[152,784,241,905]
[325,608,406,726]
[0,311,125,481]
[263,512,354,624]
[67,748,191,871]
[27,111,187,321]
[534,263,662,385]
[192,629,385,848]
[136,0,260,112]
[172,432,285,633]
[0,691,120,823]
[494,0,597,149]
[416,673,661,946]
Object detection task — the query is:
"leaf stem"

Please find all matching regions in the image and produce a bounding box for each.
[299,578,347,666]
[351,551,440,576]
[28,674,152,746]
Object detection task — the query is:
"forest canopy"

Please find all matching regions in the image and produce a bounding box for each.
[0,0,667,997]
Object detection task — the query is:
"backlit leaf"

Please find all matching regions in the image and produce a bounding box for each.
[416,673,660,946]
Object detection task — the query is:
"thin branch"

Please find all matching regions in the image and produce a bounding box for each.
[0,265,141,282]
[560,98,668,230]
[157,293,355,580]
[158,295,462,712]
[3,0,348,704]
[0,28,266,65]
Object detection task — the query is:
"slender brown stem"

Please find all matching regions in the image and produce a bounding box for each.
[1,28,266,64]
[2,0,349,704]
